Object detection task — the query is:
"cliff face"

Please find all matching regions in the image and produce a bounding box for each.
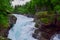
[33,11,60,40]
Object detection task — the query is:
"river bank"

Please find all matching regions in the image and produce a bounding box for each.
[0,13,35,40]
[33,11,60,40]
[0,13,60,40]
[8,14,37,40]
[0,14,17,40]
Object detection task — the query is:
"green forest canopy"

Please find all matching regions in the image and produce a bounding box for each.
[14,0,60,14]
[14,0,60,25]
[0,0,13,28]
[0,0,60,28]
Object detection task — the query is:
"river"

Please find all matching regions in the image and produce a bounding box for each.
[8,14,37,40]
[8,14,60,40]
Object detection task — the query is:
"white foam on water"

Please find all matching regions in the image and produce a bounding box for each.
[53,34,60,40]
[51,34,60,40]
[8,14,37,40]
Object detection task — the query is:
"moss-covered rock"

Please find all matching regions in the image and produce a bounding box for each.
[35,11,48,18]
[0,14,9,29]
[35,11,55,26]
[0,14,17,40]
[35,23,39,28]
[8,14,17,27]
[33,11,60,40]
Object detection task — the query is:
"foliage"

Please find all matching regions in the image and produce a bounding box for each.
[35,11,48,18]
[0,0,13,12]
[0,0,60,28]
[14,0,60,15]
[0,0,13,39]
[0,0,13,28]
[14,2,36,15]
[14,0,60,25]
[0,13,9,28]
[40,18,49,24]
[35,11,55,25]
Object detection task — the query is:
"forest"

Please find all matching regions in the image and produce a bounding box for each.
[0,0,60,40]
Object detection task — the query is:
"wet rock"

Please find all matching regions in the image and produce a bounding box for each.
[6,14,17,36]
[32,33,38,39]
[8,14,17,28]
[32,29,41,39]
[0,36,11,40]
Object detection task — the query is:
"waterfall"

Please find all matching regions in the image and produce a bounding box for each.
[8,14,37,40]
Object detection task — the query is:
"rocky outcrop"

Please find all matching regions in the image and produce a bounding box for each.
[8,14,17,28]
[7,14,17,36]
[33,11,60,40]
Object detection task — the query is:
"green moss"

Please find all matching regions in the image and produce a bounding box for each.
[40,18,49,24]
[35,11,48,18]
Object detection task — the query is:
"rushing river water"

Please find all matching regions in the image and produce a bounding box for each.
[50,34,60,40]
[8,14,60,40]
[8,14,37,40]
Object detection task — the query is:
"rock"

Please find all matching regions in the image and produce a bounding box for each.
[33,11,60,40]
[8,14,17,28]
[0,14,17,40]
[0,36,11,40]
[6,14,17,36]
[32,29,41,39]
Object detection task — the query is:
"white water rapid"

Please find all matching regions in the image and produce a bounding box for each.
[8,14,37,40]
[51,34,60,40]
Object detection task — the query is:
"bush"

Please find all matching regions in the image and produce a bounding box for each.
[0,12,9,29]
